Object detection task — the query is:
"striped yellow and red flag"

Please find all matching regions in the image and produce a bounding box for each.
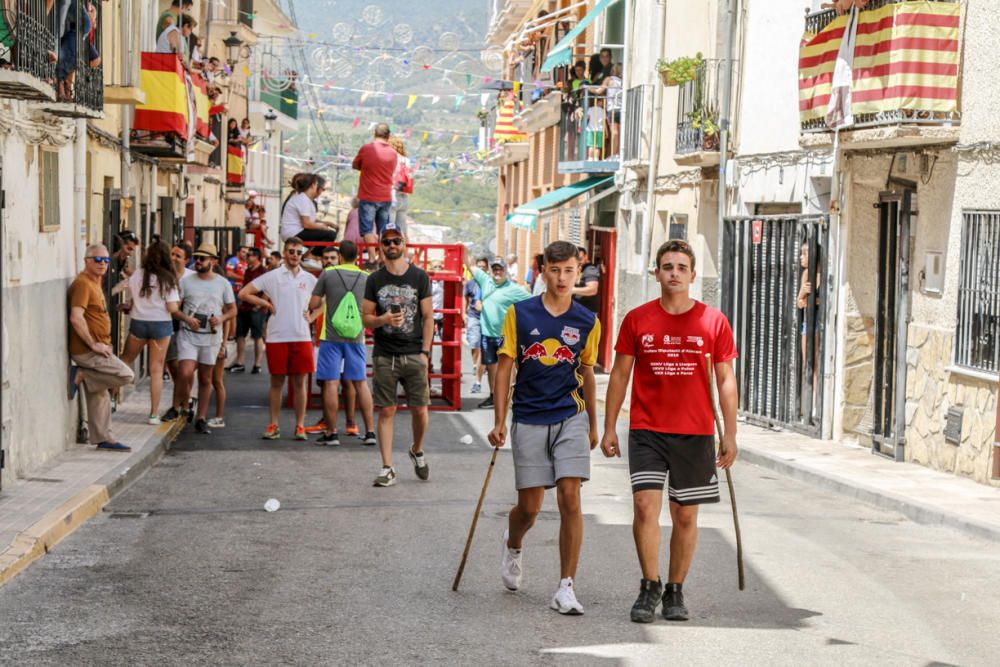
[493,94,527,144]
[190,72,211,140]
[134,53,189,139]
[799,1,960,126]
[227,145,244,185]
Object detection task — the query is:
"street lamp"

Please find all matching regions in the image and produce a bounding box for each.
[223,31,245,68]
[263,109,278,138]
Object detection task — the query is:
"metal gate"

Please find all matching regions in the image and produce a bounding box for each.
[193,226,244,261]
[722,215,829,436]
[871,188,912,460]
[102,188,125,354]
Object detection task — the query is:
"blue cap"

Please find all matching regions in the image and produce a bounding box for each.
[380,222,403,237]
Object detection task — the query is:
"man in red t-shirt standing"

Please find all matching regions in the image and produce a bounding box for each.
[353,123,400,265]
[601,239,739,624]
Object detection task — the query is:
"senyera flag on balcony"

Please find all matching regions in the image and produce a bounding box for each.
[190,72,211,140]
[799,1,960,129]
[134,53,189,139]
[227,145,245,185]
[493,93,526,144]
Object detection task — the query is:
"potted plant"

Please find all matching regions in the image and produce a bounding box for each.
[656,53,704,87]
[689,106,720,150]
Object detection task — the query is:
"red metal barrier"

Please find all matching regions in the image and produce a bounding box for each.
[284,241,466,412]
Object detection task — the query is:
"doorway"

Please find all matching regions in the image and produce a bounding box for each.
[586,227,616,370]
[722,215,829,437]
[871,188,913,461]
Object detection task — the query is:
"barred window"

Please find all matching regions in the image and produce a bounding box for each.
[955,211,1000,374]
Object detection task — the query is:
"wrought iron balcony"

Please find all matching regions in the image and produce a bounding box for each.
[800,0,960,135]
[37,0,104,117]
[558,89,620,174]
[675,60,722,161]
[621,84,651,165]
[0,0,56,100]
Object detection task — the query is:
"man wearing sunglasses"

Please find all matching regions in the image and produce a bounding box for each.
[240,237,319,441]
[68,244,135,451]
[362,223,434,487]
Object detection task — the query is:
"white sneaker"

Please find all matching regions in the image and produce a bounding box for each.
[147,415,161,425]
[207,417,226,428]
[550,577,584,615]
[501,529,523,591]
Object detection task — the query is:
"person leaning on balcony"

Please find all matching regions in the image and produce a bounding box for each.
[68,244,136,452]
[156,0,193,40]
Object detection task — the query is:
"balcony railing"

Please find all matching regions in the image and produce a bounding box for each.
[622,84,651,164]
[558,89,621,173]
[0,0,56,99]
[676,61,722,155]
[800,0,960,133]
[259,74,298,120]
[41,0,104,116]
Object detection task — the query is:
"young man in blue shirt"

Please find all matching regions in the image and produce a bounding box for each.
[488,241,601,615]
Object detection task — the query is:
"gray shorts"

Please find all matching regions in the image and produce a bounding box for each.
[511,411,591,490]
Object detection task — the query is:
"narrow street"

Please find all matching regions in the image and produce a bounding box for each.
[1,371,997,666]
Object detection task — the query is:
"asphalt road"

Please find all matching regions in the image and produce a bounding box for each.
[1,370,999,666]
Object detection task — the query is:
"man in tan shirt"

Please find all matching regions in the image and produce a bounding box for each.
[68,244,135,451]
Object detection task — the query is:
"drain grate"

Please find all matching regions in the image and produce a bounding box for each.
[106,511,150,519]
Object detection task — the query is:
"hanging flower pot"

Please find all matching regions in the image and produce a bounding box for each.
[655,53,704,87]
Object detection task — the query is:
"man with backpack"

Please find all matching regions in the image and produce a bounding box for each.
[309,240,377,447]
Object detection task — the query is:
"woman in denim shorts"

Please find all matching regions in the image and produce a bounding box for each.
[122,241,182,424]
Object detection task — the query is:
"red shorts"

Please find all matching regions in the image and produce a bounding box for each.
[266,341,315,376]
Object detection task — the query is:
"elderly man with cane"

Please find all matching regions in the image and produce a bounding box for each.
[600,239,739,623]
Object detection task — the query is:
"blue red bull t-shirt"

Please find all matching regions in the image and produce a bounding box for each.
[499,296,601,425]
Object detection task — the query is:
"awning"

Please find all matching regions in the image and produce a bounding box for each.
[507,175,614,231]
[541,0,621,72]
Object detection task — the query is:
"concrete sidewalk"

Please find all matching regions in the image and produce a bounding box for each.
[594,375,1000,543]
[0,381,183,586]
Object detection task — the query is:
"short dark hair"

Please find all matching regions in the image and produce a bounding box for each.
[576,245,587,256]
[248,247,262,259]
[285,237,304,249]
[172,0,194,6]
[544,241,578,265]
[475,255,489,266]
[173,240,193,260]
[339,240,359,262]
[322,246,339,256]
[655,239,696,271]
[269,251,281,260]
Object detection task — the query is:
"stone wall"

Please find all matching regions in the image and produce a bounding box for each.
[905,324,999,486]
[842,313,875,435]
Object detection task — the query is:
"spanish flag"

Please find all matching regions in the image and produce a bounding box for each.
[799,1,960,126]
[227,145,244,185]
[134,53,189,139]
[191,72,211,140]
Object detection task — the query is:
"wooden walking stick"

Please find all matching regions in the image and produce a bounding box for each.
[705,353,746,591]
[452,446,500,591]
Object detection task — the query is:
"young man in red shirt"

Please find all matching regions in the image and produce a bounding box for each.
[601,239,739,623]
[352,123,399,266]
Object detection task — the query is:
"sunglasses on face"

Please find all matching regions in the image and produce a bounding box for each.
[194,256,213,262]
[286,249,306,256]
[381,237,403,247]
[86,256,111,264]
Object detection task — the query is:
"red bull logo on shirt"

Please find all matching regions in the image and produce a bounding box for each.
[522,339,577,366]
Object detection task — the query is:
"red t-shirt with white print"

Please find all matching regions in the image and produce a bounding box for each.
[614,299,738,435]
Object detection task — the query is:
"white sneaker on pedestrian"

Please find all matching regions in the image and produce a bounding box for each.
[501,528,523,591]
[550,577,584,615]
[207,417,226,428]
[147,415,161,425]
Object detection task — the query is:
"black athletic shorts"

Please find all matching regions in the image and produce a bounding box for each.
[236,310,266,340]
[628,430,720,505]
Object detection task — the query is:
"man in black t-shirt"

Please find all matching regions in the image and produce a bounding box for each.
[362,223,434,487]
[572,245,601,313]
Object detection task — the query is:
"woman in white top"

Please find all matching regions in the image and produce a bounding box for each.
[122,241,182,424]
[279,173,337,251]
[388,137,411,232]
[599,63,624,158]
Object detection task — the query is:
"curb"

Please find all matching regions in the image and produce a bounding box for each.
[737,445,1000,544]
[595,397,1000,544]
[0,419,184,587]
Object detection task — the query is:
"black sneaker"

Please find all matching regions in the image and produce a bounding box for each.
[409,447,429,481]
[251,366,262,374]
[316,431,340,446]
[194,418,212,435]
[161,406,181,421]
[662,583,689,621]
[477,394,494,409]
[229,364,246,373]
[362,431,377,446]
[630,578,663,623]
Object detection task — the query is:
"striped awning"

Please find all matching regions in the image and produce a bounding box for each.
[507,175,614,232]
[493,94,527,144]
[541,0,621,72]
[799,1,960,127]
[134,52,190,139]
